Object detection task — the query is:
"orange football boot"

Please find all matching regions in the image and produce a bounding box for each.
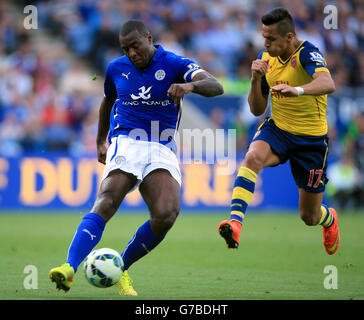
[322,208,340,255]
[218,220,242,249]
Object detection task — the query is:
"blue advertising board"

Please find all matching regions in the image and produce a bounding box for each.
[0,156,299,210]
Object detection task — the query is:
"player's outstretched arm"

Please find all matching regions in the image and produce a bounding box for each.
[299,71,336,95]
[167,71,224,106]
[248,59,269,116]
[96,96,116,164]
[271,71,336,97]
[189,71,224,97]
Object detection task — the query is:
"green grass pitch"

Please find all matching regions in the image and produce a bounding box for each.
[0,210,363,300]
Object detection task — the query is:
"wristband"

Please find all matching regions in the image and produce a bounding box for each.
[295,86,304,96]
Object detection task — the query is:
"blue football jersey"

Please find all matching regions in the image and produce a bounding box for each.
[104,45,203,153]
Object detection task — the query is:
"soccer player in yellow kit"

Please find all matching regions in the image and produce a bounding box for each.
[218,7,340,255]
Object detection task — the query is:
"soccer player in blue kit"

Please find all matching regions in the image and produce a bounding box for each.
[49,20,223,295]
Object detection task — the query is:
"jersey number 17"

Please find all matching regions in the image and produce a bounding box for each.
[307,169,323,188]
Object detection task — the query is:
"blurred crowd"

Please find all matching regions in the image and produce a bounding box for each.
[0,0,363,206]
[28,0,364,88]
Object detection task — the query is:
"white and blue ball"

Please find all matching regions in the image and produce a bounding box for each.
[83,248,123,288]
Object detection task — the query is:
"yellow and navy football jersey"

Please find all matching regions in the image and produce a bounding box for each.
[259,41,330,136]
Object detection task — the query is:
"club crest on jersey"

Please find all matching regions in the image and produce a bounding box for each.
[155,69,166,80]
[291,56,297,69]
[115,156,126,165]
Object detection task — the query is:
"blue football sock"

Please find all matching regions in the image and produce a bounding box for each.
[66,213,105,272]
[121,220,164,271]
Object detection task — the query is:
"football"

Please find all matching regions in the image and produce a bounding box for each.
[83,248,123,288]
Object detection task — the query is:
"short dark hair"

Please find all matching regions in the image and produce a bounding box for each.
[119,19,150,37]
[261,8,296,36]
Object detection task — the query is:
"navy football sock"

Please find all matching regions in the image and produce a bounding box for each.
[121,220,164,271]
[66,213,105,272]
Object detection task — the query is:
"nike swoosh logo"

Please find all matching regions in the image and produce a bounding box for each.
[326,233,339,252]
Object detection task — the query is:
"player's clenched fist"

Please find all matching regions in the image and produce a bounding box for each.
[167,83,194,106]
[97,143,108,164]
[251,58,269,80]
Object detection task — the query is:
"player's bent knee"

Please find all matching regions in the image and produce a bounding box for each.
[242,151,264,173]
[154,210,179,229]
[150,207,179,236]
[300,209,320,226]
[92,193,120,222]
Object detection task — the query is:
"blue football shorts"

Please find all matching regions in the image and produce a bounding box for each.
[251,118,329,193]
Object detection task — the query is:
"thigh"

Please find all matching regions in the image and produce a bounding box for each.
[92,169,138,221]
[289,136,329,193]
[139,169,181,216]
[245,118,289,171]
[243,139,281,170]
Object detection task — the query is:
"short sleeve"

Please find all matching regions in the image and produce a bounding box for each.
[257,50,266,60]
[175,56,204,82]
[299,47,330,77]
[104,63,117,98]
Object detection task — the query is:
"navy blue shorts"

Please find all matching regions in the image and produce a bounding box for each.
[251,118,329,193]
